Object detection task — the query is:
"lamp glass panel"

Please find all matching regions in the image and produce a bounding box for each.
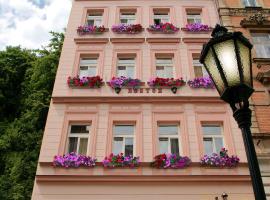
[237,40,251,87]
[204,48,225,95]
[213,40,241,87]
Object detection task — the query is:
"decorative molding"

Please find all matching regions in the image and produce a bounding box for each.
[146,38,180,43]
[256,70,270,84]
[240,12,270,28]
[219,7,270,17]
[182,37,210,43]
[74,38,109,44]
[110,38,145,43]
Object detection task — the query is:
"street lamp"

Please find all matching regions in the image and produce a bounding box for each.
[200,24,266,200]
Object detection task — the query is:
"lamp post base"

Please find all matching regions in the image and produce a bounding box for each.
[232,104,266,200]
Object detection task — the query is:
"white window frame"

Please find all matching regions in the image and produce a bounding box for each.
[242,0,258,7]
[87,14,103,26]
[117,58,135,78]
[153,12,170,24]
[193,58,208,77]
[66,124,90,154]
[251,33,270,58]
[79,58,98,78]
[187,13,202,24]
[113,125,136,156]
[158,125,181,155]
[202,124,224,155]
[120,13,136,24]
[156,58,174,78]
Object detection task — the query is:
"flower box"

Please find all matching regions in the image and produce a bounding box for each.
[200,148,240,168]
[187,77,215,89]
[147,77,185,93]
[77,25,108,35]
[102,153,140,168]
[147,23,179,34]
[182,23,212,32]
[53,152,97,168]
[67,76,104,88]
[151,154,191,169]
[108,76,143,93]
[111,24,143,34]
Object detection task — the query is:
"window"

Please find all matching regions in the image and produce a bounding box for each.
[79,58,97,78]
[251,33,270,58]
[67,125,90,155]
[242,0,257,7]
[153,11,170,25]
[193,57,208,77]
[156,58,174,78]
[186,10,202,24]
[113,125,135,156]
[158,125,180,156]
[87,13,103,26]
[202,124,224,155]
[117,58,135,78]
[120,12,136,24]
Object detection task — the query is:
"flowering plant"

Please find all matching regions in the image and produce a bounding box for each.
[53,152,97,168]
[148,77,185,88]
[200,148,240,168]
[151,154,191,169]
[185,23,211,32]
[77,25,106,35]
[67,76,104,88]
[109,76,142,89]
[112,24,143,34]
[188,77,215,89]
[147,23,179,33]
[102,153,140,168]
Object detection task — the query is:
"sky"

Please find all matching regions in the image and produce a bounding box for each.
[0,0,72,50]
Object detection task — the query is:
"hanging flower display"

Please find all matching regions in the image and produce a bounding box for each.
[67,76,104,88]
[108,76,143,93]
[111,24,143,34]
[187,77,215,89]
[147,23,179,33]
[147,77,185,93]
[184,23,211,32]
[53,152,97,168]
[102,153,140,168]
[77,25,106,35]
[151,154,191,169]
[200,148,240,168]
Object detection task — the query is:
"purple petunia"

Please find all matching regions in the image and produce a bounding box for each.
[185,23,211,32]
[188,76,215,89]
[109,76,142,89]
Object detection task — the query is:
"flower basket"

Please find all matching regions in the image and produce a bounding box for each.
[147,23,179,34]
[187,77,215,89]
[200,148,240,168]
[147,77,185,93]
[111,24,143,34]
[182,23,212,32]
[77,25,107,35]
[102,153,140,168]
[108,76,143,94]
[151,154,191,169]
[67,76,104,88]
[53,152,97,168]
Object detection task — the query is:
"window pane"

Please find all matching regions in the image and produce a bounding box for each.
[79,67,89,78]
[70,125,90,134]
[126,67,135,78]
[170,138,179,156]
[125,138,133,156]
[214,138,224,153]
[202,125,221,135]
[159,138,169,154]
[80,58,97,65]
[68,137,78,153]
[88,67,96,77]
[120,19,128,24]
[78,138,88,155]
[87,19,94,26]
[113,137,123,155]
[165,66,173,78]
[114,125,134,135]
[194,66,203,77]
[203,138,213,155]
[159,125,178,135]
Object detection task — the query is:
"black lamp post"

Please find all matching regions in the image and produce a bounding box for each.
[200,24,266,200]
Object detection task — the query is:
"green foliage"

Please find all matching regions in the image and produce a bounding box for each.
[0,32,64,200]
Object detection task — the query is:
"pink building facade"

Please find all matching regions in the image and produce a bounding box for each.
[32,0,254,199]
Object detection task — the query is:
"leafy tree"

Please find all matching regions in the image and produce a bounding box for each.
[0,32,64,200]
